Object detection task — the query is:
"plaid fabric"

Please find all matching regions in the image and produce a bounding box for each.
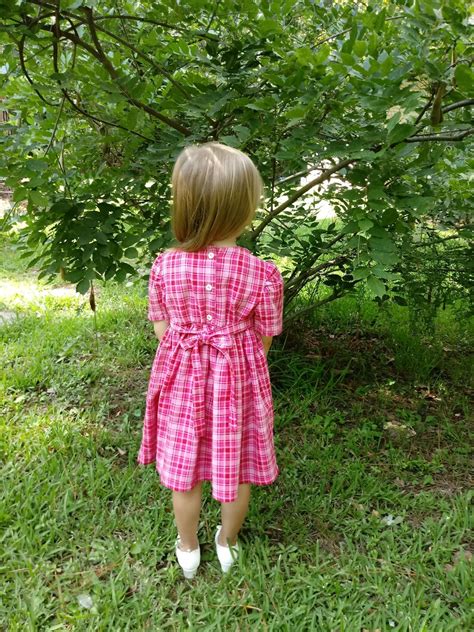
[137,245,284,502]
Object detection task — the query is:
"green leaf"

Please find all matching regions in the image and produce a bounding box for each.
[294,47,314,66]
[381,208,398,226]
[371,250,399,265]
[386,110,401,134]
[257,18,283,36]
[341,220,360,234]
[76,277,91,294]
[454,64,473,91]
[366,275,386,297]
[340,52,355,67]
[234,125,251,142]
[25,159,48,172]
[29,190,48,207]
[122,234,139,248]
[124,247,138,259]
[403,197,436,215]
[50,199,74,214]
[244,103,267,111]
[62,0,84,8]
[369,237,397,253]
[12,187,28,203]
[358,219,374,232]
[353,40,367,57]
[66,268,86,283]
[130,542,142,555]
[352,267,371,280]
[219,135,240,147]
[96,231,108,245]
[369,226,392,240]
[314,43,330,65]
[387,123,418,145]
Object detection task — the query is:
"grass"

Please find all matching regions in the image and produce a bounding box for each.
[1,234,472,630]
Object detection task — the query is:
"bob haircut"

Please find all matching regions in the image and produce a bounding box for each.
[169,141,264,252]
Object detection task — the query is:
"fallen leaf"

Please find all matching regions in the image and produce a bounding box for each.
[381,514,404,526]
[77,594,93,610]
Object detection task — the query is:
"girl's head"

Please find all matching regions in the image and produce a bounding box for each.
[170,141,264,251]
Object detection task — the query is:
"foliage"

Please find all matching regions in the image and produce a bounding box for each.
[0,0,472,324]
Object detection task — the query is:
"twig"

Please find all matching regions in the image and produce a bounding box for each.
[44,94,66,156]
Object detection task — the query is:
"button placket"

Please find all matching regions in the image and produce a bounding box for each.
[206,250,216,326]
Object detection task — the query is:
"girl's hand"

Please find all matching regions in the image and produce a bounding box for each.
[153,320,169,342]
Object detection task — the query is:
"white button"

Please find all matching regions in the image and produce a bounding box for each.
[206,314,212,321]
[208,252,214,259]
[206,284,212,291]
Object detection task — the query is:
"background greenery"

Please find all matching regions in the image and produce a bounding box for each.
[0,0,472,329]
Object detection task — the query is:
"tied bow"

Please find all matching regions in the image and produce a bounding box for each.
[171,326,239,438]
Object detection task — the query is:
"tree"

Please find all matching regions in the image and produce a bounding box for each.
[0,0,472,323]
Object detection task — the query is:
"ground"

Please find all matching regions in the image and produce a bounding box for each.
[0,235,472,630]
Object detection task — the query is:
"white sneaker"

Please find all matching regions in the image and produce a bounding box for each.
[175,536,200,579]
[215,524,240,573]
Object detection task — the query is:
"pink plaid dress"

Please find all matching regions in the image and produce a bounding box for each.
[137,244,284,502]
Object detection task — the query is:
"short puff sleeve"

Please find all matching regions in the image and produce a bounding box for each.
[147,253,169,322]
[253,261,284,336]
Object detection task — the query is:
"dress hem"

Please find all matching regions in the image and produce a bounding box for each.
[162,475,280,503]
[138,461,279,502]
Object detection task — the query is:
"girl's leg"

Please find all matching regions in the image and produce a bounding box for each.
[172,481,203,551]
[219,483,251,546]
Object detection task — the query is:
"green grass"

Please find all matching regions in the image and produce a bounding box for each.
[1,235,472,630]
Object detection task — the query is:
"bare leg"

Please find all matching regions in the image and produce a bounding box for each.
[172,481,202,551]
[219,483,251,546]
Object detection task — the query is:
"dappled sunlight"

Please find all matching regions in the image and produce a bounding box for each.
[0,276,87,313]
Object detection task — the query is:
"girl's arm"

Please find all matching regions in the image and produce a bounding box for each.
[261,335,273,357]
[153,320,169,342]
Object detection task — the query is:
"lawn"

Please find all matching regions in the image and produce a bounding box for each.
[1,234,472,630]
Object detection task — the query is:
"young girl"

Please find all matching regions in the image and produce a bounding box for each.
[137,141,284,578]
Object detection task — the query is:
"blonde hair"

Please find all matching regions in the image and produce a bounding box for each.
[169,141,264,252]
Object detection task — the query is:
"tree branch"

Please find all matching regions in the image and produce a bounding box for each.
[61,89,155,142]
[405,129,473,143]
[44,94,65,156]
[250,158,354,240]
[81,7,191,135]
[25,0,215,110]
[76,13,194,102]
[310,15,405,50]
[442,99,474,113]
[282,288,345,325]
[27,9,192,136]
[24,0,218,37]
[17,34,59,107]
[286,232,347,286]
[285,255,350,296]
[283,238,354,306]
